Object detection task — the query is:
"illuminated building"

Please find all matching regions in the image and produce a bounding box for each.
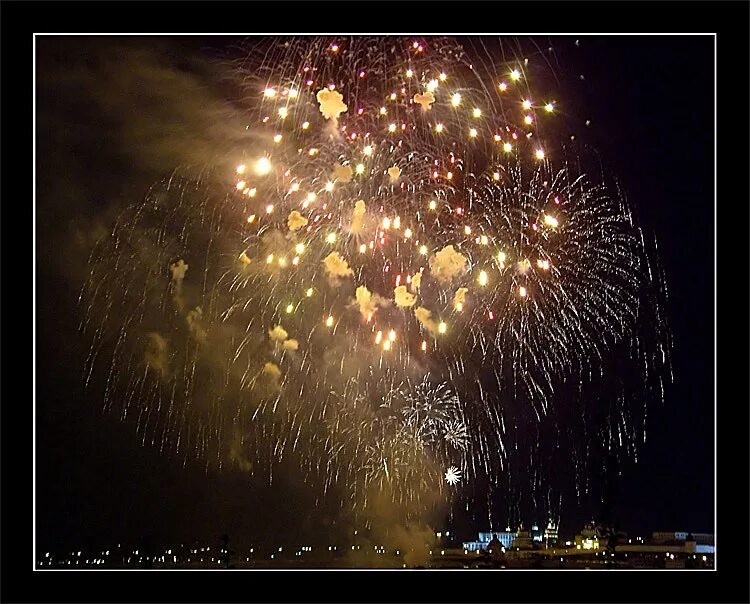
[511,525,534,550]
[620,531,715,555]
[544,520,559,545]
[530,524,544,543]
[463,527,516,551]
[464,521,557,552]
[574,523,601,550]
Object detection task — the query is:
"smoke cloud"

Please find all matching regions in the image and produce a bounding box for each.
[169,259,188,311]
[282,338,299,351]
[186,306,208,344]
[428,245,469,284]
[415,306,439,335]
[316,88,348,120]
[268,325,289,343]
[350,200,367,234]
[453,287,468,310]
[354,285,390,320]
[413,91,436,111]
[323,251,354,280]
[143,332,169,376]
[410,270,423,292]
[331,163,353,183]
[287,210,308,232]
[393,285,417,308]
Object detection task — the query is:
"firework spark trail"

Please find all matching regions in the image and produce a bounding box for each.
[80,36,671,521]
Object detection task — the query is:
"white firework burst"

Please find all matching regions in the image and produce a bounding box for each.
[444,466,461,485]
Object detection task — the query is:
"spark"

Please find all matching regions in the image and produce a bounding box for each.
[445,466,461,485]
[254,157,272,176]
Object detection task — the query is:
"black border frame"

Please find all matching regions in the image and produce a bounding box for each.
[5,1,748,602]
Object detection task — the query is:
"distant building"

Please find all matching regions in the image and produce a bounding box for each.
[652,531,714,549]
[486,535,504,557]
[464,528,516,551]
[574,523,601,550]
[618,532,715,555]
[544,521,559,545]
[530,524,544,543]
[464,519,560,552]
[511,525,534,550]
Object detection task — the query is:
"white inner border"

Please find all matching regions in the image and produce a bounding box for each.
[32,32,718,572]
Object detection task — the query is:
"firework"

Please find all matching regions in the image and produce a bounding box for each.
[80,37,670,521]
[445,466,462,486]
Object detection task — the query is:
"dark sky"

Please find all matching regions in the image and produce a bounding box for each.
[35,34,715,555]
[569,36,715,534]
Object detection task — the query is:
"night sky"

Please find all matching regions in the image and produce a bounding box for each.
[33,33,716,556]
